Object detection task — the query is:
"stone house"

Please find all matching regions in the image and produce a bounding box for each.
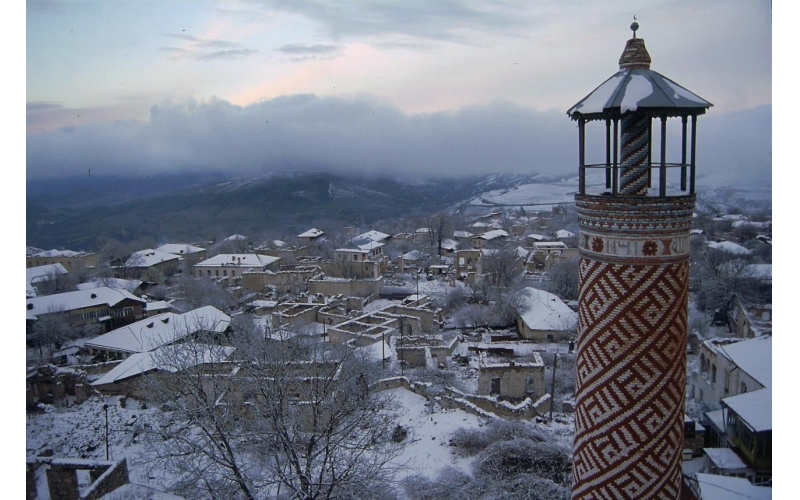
[515,287,577,342]
[26,249,98,271]
[26,287,146,338]
[194,253,281,285]
[690,336,771,411]
[526,241,579,271]
[85,305,231,361]
[124,249,180,279]
[154,243,208,262]
[477,352,546,402]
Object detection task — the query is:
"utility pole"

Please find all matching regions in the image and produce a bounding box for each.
[549,350,558,423]
[103,403,110,459]
[399,317,405,377]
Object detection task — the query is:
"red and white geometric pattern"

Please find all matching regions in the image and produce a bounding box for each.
[572,258,688,500]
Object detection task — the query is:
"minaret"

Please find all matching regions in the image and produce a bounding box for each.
[567,22,711,500]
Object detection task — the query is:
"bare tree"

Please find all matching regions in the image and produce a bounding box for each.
[480,248,523,301]
[142,321,406,499]
[545,258,579,301]
[29,306,83,361]
[173,274,236,312]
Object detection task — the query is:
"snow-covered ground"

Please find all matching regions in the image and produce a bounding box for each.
[388,388,484,480]
[27,395,168,493]
[28,385,576,497]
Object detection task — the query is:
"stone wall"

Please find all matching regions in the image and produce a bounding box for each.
[442,387,551,420]
[308,277,383,297]
[26,457,129,500]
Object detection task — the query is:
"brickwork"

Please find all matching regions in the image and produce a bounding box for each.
[620,113,651,195]
[572,195,693,500]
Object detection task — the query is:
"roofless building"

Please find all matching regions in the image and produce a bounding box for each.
[568,22,711,499]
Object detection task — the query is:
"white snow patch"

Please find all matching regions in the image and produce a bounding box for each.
[620,74,654,113]
[571,72,626,114]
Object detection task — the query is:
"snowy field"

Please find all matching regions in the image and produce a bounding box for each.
[468,181,577,209]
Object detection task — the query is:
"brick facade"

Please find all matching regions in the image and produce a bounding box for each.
[572,195,693,499]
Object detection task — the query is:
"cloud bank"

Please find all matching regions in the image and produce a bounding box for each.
[26,95,771,187]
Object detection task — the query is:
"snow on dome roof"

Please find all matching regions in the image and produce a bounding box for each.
[568,35,711,120]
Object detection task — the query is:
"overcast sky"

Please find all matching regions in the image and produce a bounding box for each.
[25,0,772,183]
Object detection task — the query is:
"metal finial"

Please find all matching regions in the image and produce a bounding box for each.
[631,16,639,38]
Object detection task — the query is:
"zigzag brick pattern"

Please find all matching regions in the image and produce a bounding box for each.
[572,258,688,500]
[620,113,650,196]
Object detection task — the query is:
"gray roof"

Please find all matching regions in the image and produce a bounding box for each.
[568,68,712,121]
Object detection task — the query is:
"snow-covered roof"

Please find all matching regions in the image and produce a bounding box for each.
[453,231,473,238]
[32,249,91,258]
[534,241,568,250]
[354,230,391,243]
[27,263,68,297]
[567,68,711,119]
[249,300,278,308]
[336,238,384,253]
[194,253,280,268]
[720,336,771,389]
[441,239,458,251]
[526,233,546,241]
[26,246,44,256]
[26,287,145,319]
[517,288,577,332]
[298,228,324,238]
[155,243,206,256]
[695,473,771,500]
[224,234,247,241]
[272,239,287,247]
[707,241,753,255]
[732,220,771,229]
[714,214,748,221]
[27,263,68,283]
[92,344,235,386]
[703,448,748,470]
[77,277,142,293]
[144,300,172,313]
[85,306,230,354]
[704,409,726,433]
[723,388,772,433]
[401,250,426,261]
[555,229,576,239]
[126,249,179,268]
[475,229,509,241]
[515,246,529,258]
